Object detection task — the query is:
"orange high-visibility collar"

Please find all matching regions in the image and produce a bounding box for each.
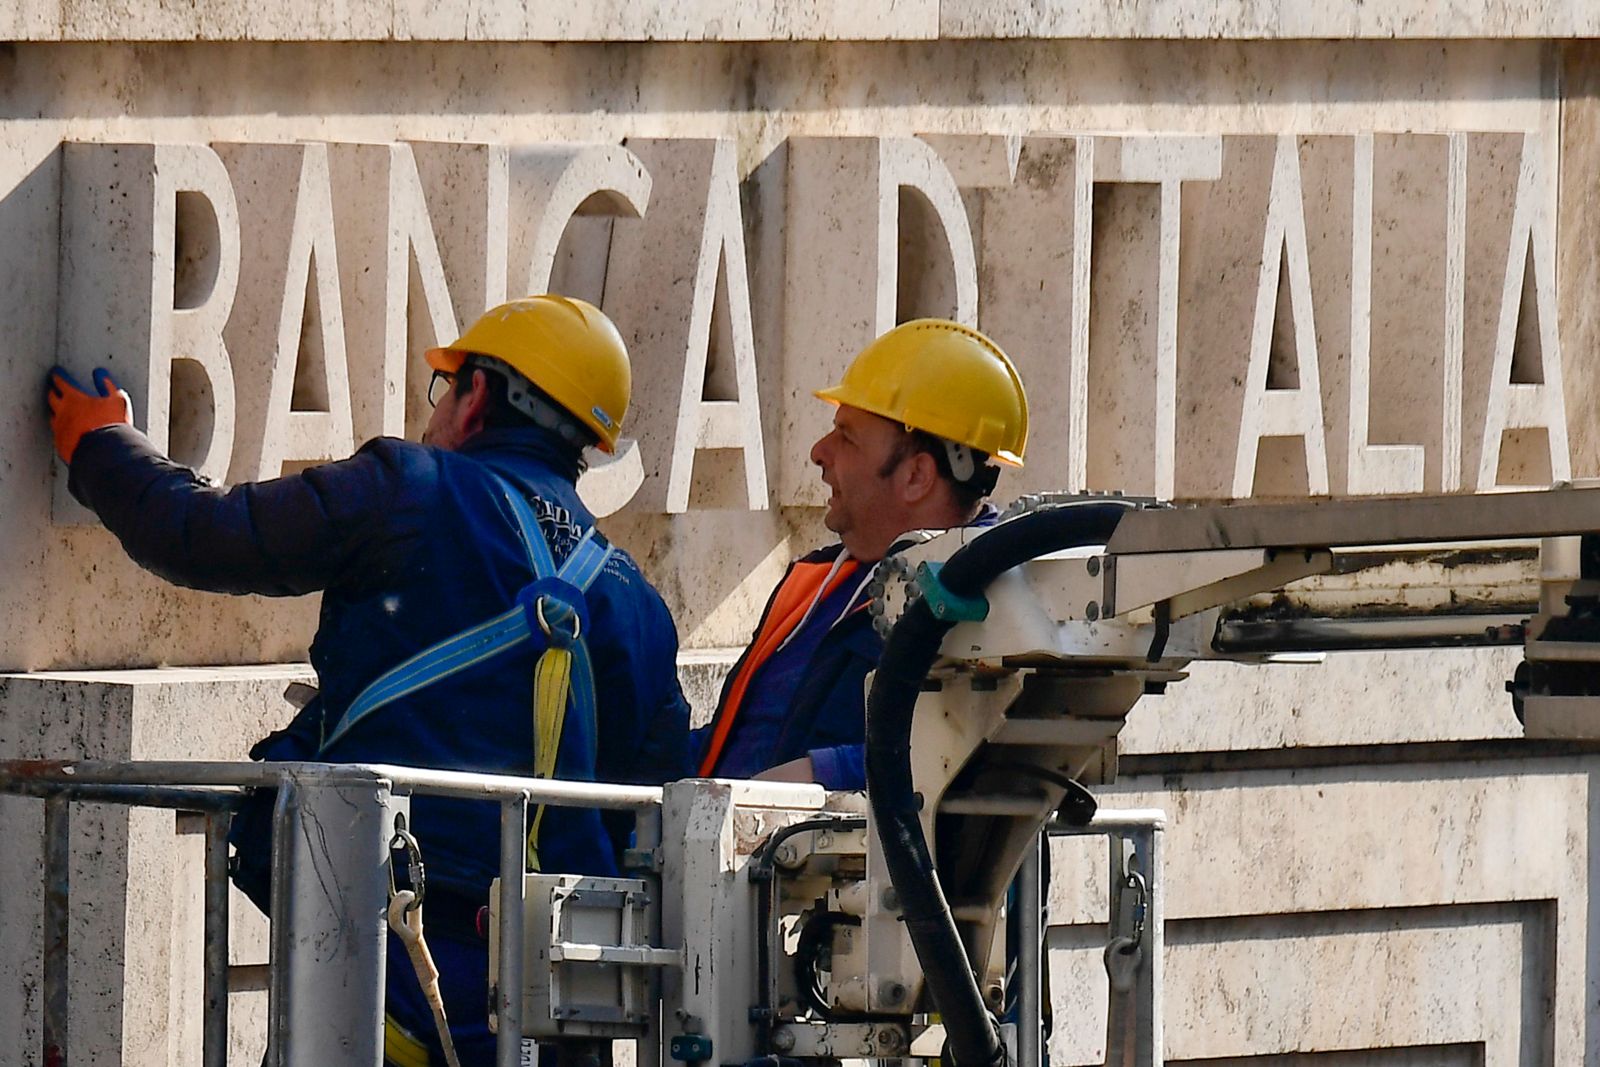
[697,557,862,777]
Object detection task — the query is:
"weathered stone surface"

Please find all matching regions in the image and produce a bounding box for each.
[0,668,306,1067]
[1084,136,1222,499]
[217,142,356,482]
[778,136,977,506]
[1046,759,1595,1063]
[941,0,1600,40]
[55,143,242,514]
[4,0,1600,42]
[605,138,767,514]
[0,0,942,41]
[1458,132,1570,489]
[1557,42,1600,481]
[977,136,1091,494]
[1122,648,1526,753]
[1052,899,1554,1062]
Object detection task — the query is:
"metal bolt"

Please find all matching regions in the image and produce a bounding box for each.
[1085,602,1100,621]
[878,979,908,1006]
[815,830,834,849]
[770,1029,797,1053]
[775,843,799,866]
[1086,556,1100,577]
[881,886,900,911]
[877,1029,906,1053]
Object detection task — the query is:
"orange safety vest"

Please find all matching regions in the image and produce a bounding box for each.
[696,557,862,776]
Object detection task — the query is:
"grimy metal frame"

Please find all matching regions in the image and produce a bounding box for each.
[1022,810,1166,1067]
[0,759,663,1067]
[0,759,1163,1067]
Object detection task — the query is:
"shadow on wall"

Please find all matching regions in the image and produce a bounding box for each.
[0,146,60,638]
[0,40,1552,125]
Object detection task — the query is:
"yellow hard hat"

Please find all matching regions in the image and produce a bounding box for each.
[427,295,630,452]
[815,319,1028,467]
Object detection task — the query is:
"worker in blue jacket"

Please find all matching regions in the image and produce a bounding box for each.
[694,320,1029,790]
[47,295,691,1067]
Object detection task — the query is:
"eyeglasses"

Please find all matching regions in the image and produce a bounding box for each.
[427,370,456,408]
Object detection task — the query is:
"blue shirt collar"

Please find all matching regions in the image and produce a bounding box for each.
[457,426,585,484]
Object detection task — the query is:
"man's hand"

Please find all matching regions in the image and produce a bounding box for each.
[46,367,133,464]
[753,755,817,783]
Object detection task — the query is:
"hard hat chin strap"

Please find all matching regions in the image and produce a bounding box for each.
[942,439,977,482]
[465,355,596,451]
[940,439,1000,497]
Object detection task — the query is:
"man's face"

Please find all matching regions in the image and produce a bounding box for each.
[810,404,912,553]
[421,368,480,451]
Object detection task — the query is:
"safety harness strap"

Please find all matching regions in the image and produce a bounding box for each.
[494,478,609,869]
[318,471,614,858]
[320,605,528,751]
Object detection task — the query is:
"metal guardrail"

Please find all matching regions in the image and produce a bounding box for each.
[0,759,1162,1067]
[1027,810,1166,1067]
[0,760,664,1067]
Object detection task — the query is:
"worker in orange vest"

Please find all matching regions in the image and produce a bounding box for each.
[693,319,1029,787]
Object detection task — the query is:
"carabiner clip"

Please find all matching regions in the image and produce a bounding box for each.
[387,812,426,914]
[1123,868,1147,948]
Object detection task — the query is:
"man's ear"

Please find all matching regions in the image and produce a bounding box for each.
[899,449,942,504]
[459,369,494,436]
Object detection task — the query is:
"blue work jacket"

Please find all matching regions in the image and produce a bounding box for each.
[69,424,691,898]
[694,506,999,791]
[695,543,879,789]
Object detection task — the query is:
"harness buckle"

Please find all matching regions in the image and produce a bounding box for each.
[534,596,582,643]
[517,576,589,649]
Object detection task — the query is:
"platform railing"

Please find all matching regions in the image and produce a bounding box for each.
[1023,810,1166,1067]
[1,759,1162,1067]
[0,759,664,1067]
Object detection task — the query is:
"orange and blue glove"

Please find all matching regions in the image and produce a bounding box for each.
[46,366,133,465]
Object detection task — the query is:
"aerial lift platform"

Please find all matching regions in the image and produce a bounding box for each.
[7,485,1600,1067]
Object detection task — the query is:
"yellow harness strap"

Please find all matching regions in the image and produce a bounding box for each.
[384,1013,431,1067]
[526,643,573,871]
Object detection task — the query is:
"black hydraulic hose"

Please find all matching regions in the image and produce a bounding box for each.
[865,502,1134,1067]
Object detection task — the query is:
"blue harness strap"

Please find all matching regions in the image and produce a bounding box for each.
[318,473,613,765]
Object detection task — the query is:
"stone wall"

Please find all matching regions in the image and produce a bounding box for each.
[1059,750,1598,1063]
[1,10,1598,1065]
[0,669,304,1067]
[0,37,1580,671]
